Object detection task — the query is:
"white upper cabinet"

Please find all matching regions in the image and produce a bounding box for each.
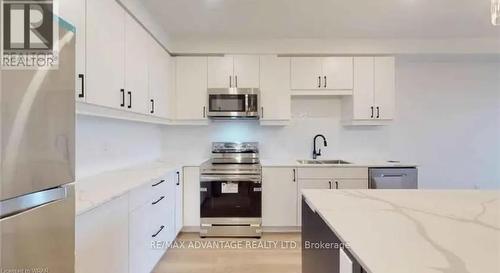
[207,56,233,88]
[59,0,86,101]
[343,56,395,124]
[175,57,208,121]
[352,57,375,120]
[124,14,150,115]
[290,57,323,90]
[148,37,171,119]
[259,56,291,123]
[207,55,260,88]
[374,57,395,120]
[86,0,125,110]
[322,57,354,90]
[291,57,353,91]
[233,55,260,88]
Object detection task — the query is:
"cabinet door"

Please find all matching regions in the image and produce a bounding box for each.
[175,57,208,120]
[124,14,149,114]
[291,57,323,90]
[148,38,170,118]
[86,0,125,109]
[174,169,183,235]
[233,55,260,88]
[374,57,395,120]
[129,204,155,273]
[207,56,233,88]
[322,57,353,90]
[335,179,368,189]
[183,167,200,227]
[59,0,85,101]
[76,195,129,273]
[297,179,332,224]
[262,168,298,227]
[352,57,375,120]
[259,56,291,121]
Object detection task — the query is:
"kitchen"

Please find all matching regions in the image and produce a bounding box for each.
[1,0,499,273]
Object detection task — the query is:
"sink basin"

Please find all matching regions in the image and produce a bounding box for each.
[296,160,324,164]
[297,159,352,165]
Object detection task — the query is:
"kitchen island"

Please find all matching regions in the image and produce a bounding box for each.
[301,189,500,273]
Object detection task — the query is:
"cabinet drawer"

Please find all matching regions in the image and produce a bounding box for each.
[129,176,170,211]
[298,167,368,179]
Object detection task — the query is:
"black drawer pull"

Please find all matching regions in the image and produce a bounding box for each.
[152,180,165,187]
[176,171,180,186]
[152,225,165,238]
[120,89,125,107]
[127,91,132,109]
[78,74,85,98]
[152,196,165,205]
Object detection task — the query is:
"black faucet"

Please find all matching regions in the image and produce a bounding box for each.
[313,134,328,159]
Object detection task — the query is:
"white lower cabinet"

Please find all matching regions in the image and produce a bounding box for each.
[249,167,370,228]
[76,170,183,273]
[262,167,298,227]
[174,169,183,234]
[76,195,129,273]
[297,167,368,225]
[182,167,200,228]
[129,173,178,273]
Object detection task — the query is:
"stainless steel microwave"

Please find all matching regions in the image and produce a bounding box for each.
[207,88,260,119]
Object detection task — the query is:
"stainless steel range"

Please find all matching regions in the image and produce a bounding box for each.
[200,142,262,238]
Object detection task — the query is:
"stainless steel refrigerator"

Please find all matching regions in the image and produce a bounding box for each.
[0,21,76,272]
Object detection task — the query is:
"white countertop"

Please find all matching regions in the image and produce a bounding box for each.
[75,160,198,215]
[302,189,500,273]
[261,158,417,167]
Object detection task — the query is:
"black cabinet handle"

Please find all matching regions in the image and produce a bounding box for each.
[127,91,132,109]
[324,76,327,88]
[120,89,125,107]
[318,76,321,88]
[235,75,238,87]
[152,196,165,205]
[152,225,165,238]
[329,181,332,189]
[203,106,206,118]
[152,180,165,187]
[335,181,339,189]
[229,76,232,87]
[261,107,264,118]
[292,169,296,182]
[176,171,180,186]
[150,99,155,114]
[376,107,380,119]
[371,106,374,118]
[78,74,85,98]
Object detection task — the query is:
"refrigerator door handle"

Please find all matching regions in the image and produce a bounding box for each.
[0,187,68,219]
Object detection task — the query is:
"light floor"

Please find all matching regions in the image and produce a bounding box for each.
[153,232,301,273]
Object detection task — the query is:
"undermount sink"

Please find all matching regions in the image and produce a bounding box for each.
[297,159,352,165]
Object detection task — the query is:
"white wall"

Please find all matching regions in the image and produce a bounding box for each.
[161,57,500,189]
[76,115,163,179]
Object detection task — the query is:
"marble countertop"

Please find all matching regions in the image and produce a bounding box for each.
[261,158,417,168]
[302,189,500,273]
[75,160,198,215]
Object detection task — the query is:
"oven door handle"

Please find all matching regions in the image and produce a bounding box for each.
[200,175,262,183]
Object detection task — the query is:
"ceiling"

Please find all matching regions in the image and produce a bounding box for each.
[141,0,500,41]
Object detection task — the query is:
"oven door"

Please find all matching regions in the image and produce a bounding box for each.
[200,177,262,218]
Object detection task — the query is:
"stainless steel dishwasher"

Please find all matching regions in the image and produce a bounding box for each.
[369,168,418,189]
